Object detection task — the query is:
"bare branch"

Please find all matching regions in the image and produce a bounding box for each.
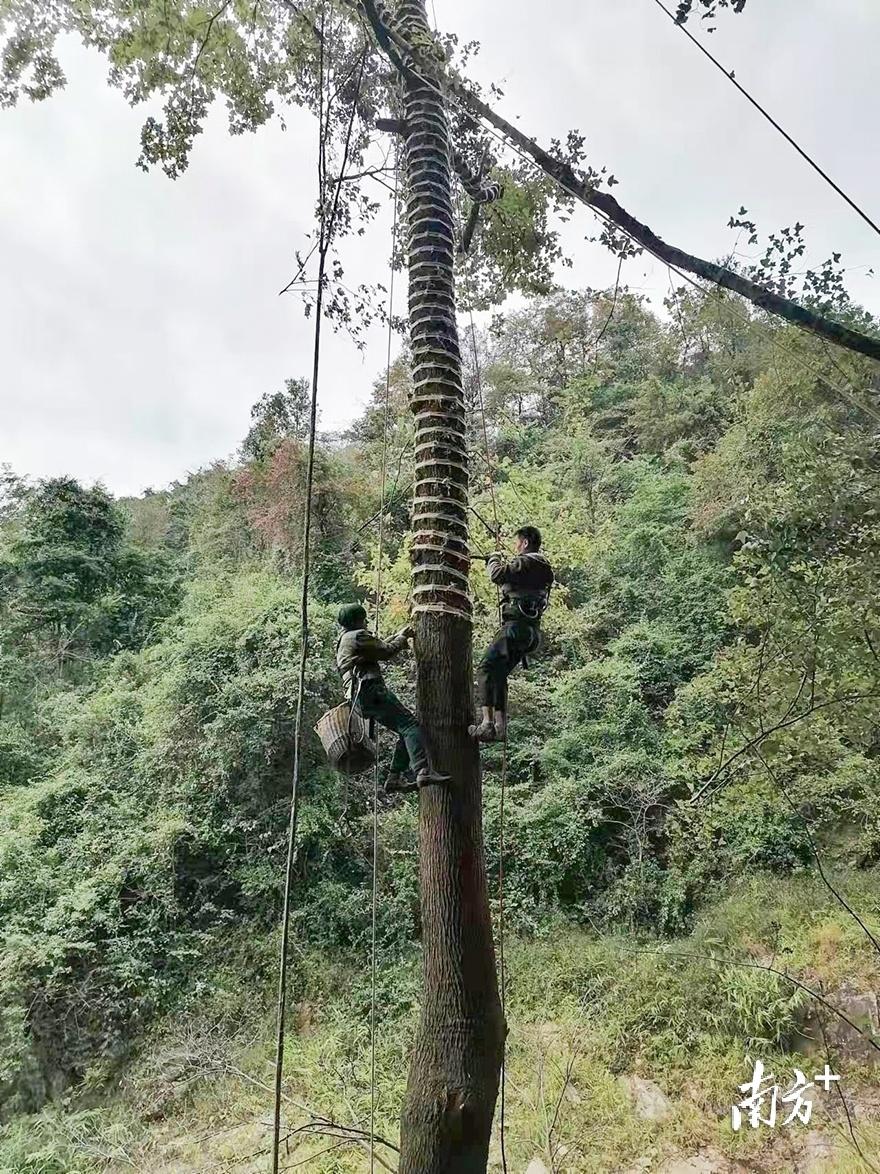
[690,690,880,803]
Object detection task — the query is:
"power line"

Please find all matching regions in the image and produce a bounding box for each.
[464,269,510,1174]
[649,0,880,241]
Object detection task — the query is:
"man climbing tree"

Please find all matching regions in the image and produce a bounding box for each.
[471,526,555,743]
[334,602,450,793]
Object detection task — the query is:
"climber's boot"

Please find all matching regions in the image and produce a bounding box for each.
[415,766,452,788]
[469,718,497,743]
[385,770,417,795]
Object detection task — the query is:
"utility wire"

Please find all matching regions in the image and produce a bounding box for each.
[271,25,367,1174]
[465,297,508,1174]
[272,14,331,1168]
[649,0,880,241]
[458,172,509,1172]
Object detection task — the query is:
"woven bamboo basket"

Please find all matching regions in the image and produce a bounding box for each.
[315,702,376,776]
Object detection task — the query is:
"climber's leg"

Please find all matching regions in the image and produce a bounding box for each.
[473,621,536,741]
[359,680,450,790]
[472,627,511,740]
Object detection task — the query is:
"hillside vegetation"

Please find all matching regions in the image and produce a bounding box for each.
[2,284,879,1171]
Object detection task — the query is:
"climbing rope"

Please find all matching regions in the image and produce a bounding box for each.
[468,306,501,552]
[369,150,400,1174]
[271,17,366,1172]
[471,334,510,1174]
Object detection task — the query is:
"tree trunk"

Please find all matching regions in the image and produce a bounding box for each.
[397,0,505,1169]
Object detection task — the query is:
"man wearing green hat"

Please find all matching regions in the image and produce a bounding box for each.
[335,603,451,794]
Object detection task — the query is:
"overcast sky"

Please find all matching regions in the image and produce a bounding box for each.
[3,0,878,497]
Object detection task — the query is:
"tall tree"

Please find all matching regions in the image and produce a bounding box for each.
[394,1,503,1167]
[241,377,312,463]
[0,477,176,682]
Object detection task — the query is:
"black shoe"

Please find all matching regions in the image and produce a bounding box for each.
[469,720,497,743]
[415,767,452,788]
[385,771,417,795]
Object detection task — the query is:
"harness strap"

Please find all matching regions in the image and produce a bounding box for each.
[504,590,550,621]
[336,629,368,700]
[347,676,367,744]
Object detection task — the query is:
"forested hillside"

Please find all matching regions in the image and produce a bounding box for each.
[2,284,879,1171]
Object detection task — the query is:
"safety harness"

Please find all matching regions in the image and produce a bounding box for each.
[496,550,553,625]
[496,553,553,666]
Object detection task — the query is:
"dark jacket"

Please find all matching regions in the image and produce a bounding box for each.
[487,550,554,622]
[335,627,408,698]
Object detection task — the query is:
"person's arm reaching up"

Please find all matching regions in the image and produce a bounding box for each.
[353,627,412,661]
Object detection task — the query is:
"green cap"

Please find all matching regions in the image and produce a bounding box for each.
[337,603,367,630]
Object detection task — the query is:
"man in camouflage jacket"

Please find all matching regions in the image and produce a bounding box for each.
[471,526,554,742]
[335,603,450,793]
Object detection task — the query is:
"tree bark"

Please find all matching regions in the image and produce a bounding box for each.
[396,0,505,1169]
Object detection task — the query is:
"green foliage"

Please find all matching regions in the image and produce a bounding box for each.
[1,477,177,676]
[0,562,418,1106]
[1,0,321,174]
[460,168,569,307]
[0,477,179,801]
[2,283,880,1132]
[8,871,878,1172]
[240,377,312,463]
[628,374,733,460]
[0,719,44,790]
[4,1,880,1154]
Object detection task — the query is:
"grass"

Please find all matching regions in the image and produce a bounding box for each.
[1,872,878,1172]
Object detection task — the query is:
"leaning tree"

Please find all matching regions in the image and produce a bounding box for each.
[4,0,879,1169]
